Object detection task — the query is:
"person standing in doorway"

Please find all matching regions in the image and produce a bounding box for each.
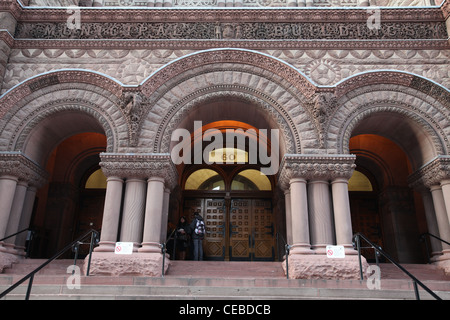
[188,211,205,261]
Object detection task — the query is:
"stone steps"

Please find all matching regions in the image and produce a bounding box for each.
[1,259,449,300]
[1,276,449,300]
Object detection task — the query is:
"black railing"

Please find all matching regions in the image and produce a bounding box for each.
[353,232,442,300]
[419,232,450,264]
[0,229,99,300]
[275,232,290,279]
[0,228,34,258]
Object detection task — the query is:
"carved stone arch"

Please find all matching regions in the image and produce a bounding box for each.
[140,48,316,99]
[0,71,129,161]
[0,69,123,120]
[334,100,449,170]
[327,73,450,164]
[12,98,119,154]
[153,87,301,155]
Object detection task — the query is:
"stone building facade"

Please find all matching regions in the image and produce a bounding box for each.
[0,0,449,279]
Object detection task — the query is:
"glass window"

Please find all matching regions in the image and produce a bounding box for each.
[185,169,225,190]
[231,169,272,191]
[85,169,107,189]
[348,171,373,192]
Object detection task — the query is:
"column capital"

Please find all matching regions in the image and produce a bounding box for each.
[0,152,48,188]
[278,154,356,190]
[408,156,450,189]
[99,153,178,189]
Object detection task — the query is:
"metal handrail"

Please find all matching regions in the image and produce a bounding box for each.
[420,232,450,263]
[0,229,99,300]
[353,232,442,300]
[276,232,290,279]
[0,228,30,243]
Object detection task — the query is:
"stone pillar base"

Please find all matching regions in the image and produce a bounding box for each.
[282,253,369,280]
[434,250,450,276]
[83,252,170,277]
[0,251,20,273]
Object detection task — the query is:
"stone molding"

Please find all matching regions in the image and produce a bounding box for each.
[10,39,450,51]
[2,2,445,23]
[14,20,448,41]
[278,154,356,190]
[408,155,450,189]
[99,152,178,189]
[0,30,14,49]
[0,151,48,187]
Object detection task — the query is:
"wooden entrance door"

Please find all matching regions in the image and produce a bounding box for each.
[229,199,274,261]
[183,197,274,261]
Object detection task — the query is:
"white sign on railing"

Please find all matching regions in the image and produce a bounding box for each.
[115,242,134,255]
[326,245,345,258]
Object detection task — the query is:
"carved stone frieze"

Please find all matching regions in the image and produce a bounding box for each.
[0,152,48,187]
[14,21,448,41]
[408,155,450,189]
[278,154,356,190]
[99,153,178,189]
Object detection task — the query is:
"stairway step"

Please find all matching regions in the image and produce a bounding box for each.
[166,261,285,278]
[1,281,449,300]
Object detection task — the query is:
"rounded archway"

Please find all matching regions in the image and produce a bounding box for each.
[348,132,430,263]
[29,132,107,258]
[171,117,278,261]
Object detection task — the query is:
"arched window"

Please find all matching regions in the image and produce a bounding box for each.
[231,169,272,191]
[185,169,225,190]
[348,170,373,192]
[85,168,107,189]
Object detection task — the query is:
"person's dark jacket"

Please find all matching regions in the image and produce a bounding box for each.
[187,214,204,240]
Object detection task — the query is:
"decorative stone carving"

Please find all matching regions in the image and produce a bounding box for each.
[99,153,178,189]
[15,21,448,41]
[119,92,153,146]
[278,154,356,190]
[408,156,450,189]
[0,152,48,187]
[310,92,337,148]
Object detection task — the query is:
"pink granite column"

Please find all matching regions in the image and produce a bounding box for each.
[0,175,18,251]
[160,187,171,243]
[421,189,443,260]
[284,189,293,245]
[95,176,124,252]
[440,180,450,226]
[308,179,333,254]
[14,185,38,254]
[3,181,28,253]
[140,177,165,253]
[120,178,146,252]
[289,178,312,254]
[430,185,450,255]
[331,178,356,254]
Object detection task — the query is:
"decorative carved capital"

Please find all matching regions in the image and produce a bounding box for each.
[278,154,356,190]
[408,156,450,189]
[0,152,48,188]
[99,153,178,189]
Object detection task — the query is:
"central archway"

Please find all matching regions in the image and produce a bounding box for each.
[170,116,280,261]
